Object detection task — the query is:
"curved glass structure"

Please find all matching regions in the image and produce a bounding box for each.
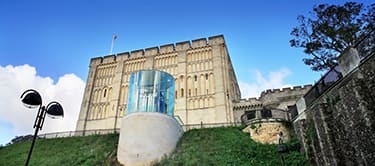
[126,70,175,116]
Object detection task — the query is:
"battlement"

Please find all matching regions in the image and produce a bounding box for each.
[233,101,263,110]
[238,97,261,103]
[130,49,144,58]
[89,35,225,65]
[260,85,312,98]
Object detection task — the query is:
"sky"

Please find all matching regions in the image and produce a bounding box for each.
[0,0,372,145]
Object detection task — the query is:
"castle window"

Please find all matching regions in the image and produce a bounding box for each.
[175,91,178,99]
[205,73,208,80]
[194,75,197,81]
[188,89,191,96]
[103,89,107,97]
[261,109,272,118]
[181,88,184,97]
[246,111,256,120]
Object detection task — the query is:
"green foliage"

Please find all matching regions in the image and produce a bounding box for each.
[0,134,119,166]
[250,124,257,129]
[155,127,309,166]
[290,2,375,71]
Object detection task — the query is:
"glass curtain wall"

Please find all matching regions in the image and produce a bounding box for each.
[126,70,175,116]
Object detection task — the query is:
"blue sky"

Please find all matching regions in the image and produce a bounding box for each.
[0,0,372,145]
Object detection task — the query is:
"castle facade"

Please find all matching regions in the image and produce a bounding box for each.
[75,35,310,135]
[76,35,242,131]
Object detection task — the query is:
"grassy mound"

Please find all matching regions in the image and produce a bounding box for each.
[0,127,309,166]
[155,127,309,166]
[0,134,119,166]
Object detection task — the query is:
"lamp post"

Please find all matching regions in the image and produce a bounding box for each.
[20,89,64,166]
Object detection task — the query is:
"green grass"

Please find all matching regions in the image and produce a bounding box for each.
[0,134,119,166]
[155,127,310,166]
[0,127,309,166]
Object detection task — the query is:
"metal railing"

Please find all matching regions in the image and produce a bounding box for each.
[240,108,290,124]
[304,29,375,107]
[38,128,120,139]
[181,122,242,131]
[304,65,343,106]
[36,122,242,139]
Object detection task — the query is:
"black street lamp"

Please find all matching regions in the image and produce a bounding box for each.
[20,89,64,166]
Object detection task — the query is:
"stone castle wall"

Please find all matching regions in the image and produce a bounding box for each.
[76,35,242,132]
[293,49,375,165]
[232,85,311,144]
[233,85,311,123]
[243,122,291,144]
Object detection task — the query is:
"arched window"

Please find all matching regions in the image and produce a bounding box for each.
[205,73,209,80]
[181,88,184,97]
[194,75,197,81]
[103,89,107,97]
[188,89,191,96]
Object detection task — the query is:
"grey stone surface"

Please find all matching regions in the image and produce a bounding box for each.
[294,53,375,166]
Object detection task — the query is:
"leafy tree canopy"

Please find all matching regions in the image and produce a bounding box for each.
[290,2,374,71]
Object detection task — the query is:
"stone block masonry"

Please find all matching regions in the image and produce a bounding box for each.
[293,49,375,165]
[75,35,242,133]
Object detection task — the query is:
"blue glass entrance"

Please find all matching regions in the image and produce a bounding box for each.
[126,70,175,116]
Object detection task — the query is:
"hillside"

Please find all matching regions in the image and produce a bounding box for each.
[0,134,119,166]
[0,127,309,165]
[156,126,309,166]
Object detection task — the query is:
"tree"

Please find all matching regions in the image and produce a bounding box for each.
[290,2,375,71]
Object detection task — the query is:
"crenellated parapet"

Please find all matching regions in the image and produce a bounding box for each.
[233,97,262,111]
[260,85,312,99]
[89,35,225,66]
[233,85,312,114]
[145,47,159,56]
[130,49,144,58]
[175,41,191,51]
[159,44,175,54]
[89,55,118,67]
[233,103,263,111]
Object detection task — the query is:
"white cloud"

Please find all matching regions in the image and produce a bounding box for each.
[239,68,292,98]
[0,64,85,143]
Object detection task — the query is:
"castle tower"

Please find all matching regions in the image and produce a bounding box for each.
[75,35,241,132]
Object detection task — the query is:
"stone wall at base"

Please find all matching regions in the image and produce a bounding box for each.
[293,51,375,165]
[243,122,290,144]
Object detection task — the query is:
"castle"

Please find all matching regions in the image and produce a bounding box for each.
[75,35,310,141]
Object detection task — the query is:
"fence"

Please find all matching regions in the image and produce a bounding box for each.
[37,122,242,139]
[180,122,242,131]
[304,65,343,107]
[38,128,120,139]
[240,108,290,125]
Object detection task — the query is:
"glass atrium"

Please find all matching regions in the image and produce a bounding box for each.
[126,70,175,116]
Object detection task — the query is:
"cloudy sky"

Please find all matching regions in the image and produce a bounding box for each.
[0,0,371,145]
